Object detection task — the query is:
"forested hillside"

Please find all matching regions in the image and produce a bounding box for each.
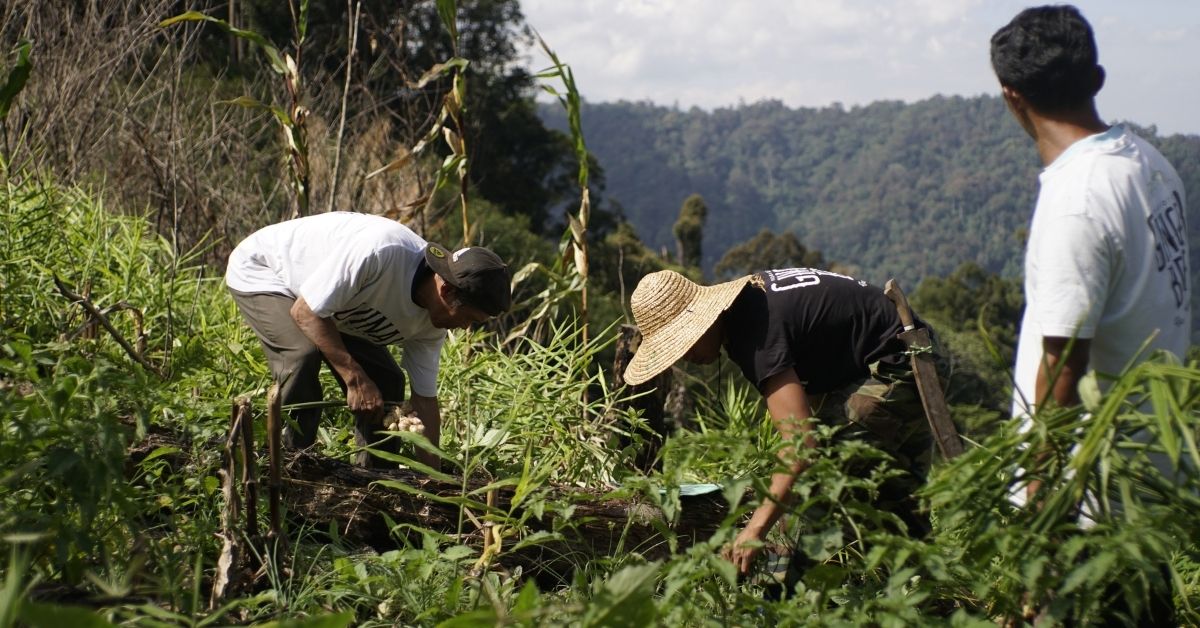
[541,96,1200,291]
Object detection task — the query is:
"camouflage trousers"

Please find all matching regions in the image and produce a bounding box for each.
[760,351,947,597]
[811,351,950,535]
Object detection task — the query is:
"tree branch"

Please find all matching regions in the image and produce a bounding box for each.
[53,274,164,378]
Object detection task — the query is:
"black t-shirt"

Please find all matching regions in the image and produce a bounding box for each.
[722,268,908,394]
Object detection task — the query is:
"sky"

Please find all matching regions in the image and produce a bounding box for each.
[519,0,1200,136]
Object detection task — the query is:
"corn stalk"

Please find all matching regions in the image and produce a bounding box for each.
[535,32,591,350]
[365,0,471,244]
[161,1,312,218]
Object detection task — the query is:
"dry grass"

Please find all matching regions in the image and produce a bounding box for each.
[0,0,447,262]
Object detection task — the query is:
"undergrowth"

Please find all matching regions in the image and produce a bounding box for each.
[2,175,1199,626]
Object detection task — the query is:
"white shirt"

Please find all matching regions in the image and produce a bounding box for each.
[225,212,446,396]
[1012,125,1190,418]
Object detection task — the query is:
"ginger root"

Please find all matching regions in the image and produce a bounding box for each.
[383,405,424,434]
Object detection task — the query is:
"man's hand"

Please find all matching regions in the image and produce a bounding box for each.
[720,370,816,577]
[345,373,384,420]
[723,523,768,575]
[290,296,382,420]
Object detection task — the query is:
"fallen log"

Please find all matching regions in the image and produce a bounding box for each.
[281,450,732,579]
[129,428,734,581]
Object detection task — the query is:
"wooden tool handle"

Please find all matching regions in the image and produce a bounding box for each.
[883,279,916,331]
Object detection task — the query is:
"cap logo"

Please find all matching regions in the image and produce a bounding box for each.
[429,246,446,259]
[452,247,471,262]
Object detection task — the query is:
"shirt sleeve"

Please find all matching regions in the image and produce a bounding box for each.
[401,332,446,397]
[724,289,792,392]
[298,248,383,317]
[752,323,794,392]
[1028,212,1112,339]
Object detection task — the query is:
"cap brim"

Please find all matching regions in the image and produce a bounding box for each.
[623,275,750,386]
[424,243,456,286]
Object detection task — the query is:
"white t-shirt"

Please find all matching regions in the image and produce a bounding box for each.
[225,212,446,397]
[1012,125,1191,418]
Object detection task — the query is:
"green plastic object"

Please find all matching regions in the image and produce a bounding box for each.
[676,483,722,496]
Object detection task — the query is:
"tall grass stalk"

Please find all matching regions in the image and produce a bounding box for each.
[534,33,592,355]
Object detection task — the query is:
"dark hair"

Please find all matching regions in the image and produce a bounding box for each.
[990,5,1102,113]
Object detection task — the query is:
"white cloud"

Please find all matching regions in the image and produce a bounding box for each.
[520,0,1200,134]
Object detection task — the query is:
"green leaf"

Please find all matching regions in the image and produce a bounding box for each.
[513,580,540,613]
[1077,371,1102,412]
[2,532,50,544]
[580,562,659,627]
[160,12,287,75]
[298,0,310,42]
[364,446,457,483]
[464,477,519,498]
[158,10,211,28]
[1,548,29,628]
[373,480,488,511]
[435,0,459,45]
[441,545,475,562]
[800,525,843,562]
[507,530,563,553]
[254,611,355,628]
[140,446,180,464]
[710,554,737,587]
[436,610,497,628]
[19,602,117,628]
[217,97,293,130]
[411,58,469,90]
[0,40,32,121]
[1060,551,1117,594]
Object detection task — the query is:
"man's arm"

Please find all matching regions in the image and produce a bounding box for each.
[1026,336,1091,500]
[724,369,816,575]
[1035,336,1091,409]
[290,296,383,419]
[408,393,442,469]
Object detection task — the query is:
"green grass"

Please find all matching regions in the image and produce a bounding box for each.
[2,174,1199,626]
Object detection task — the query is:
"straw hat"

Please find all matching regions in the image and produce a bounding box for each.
[623,270,752,385]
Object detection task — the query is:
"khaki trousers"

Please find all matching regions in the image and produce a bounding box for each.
[229,289,403,467]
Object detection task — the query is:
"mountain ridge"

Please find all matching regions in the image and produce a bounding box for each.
[539,95,1200,297]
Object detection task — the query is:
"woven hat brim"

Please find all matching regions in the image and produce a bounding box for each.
[623,275,751,386]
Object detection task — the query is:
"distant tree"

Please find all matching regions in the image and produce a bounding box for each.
[595,221,675,297]
[908,262,1025,429]
[911,261,1023,361]
[673,194,707,268]
[713,229,826,280]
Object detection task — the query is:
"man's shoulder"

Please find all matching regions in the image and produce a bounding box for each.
[325,213,426,252]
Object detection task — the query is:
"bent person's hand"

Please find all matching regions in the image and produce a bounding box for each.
[722,525,766,576]
[346,376,384,420]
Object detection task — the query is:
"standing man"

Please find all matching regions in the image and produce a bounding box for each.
[225,212,511,468]
[624,268,938,577]
[992,6,1190,451]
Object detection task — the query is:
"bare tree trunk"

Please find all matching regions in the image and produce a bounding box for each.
[611,325,670,472]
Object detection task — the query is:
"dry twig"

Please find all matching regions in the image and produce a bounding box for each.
[53,275,163,378]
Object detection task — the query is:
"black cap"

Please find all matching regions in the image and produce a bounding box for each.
[424,243,512,316]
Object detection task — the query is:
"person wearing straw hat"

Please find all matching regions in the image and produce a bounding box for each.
[624,267,938,576]
[225,211,511,469]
